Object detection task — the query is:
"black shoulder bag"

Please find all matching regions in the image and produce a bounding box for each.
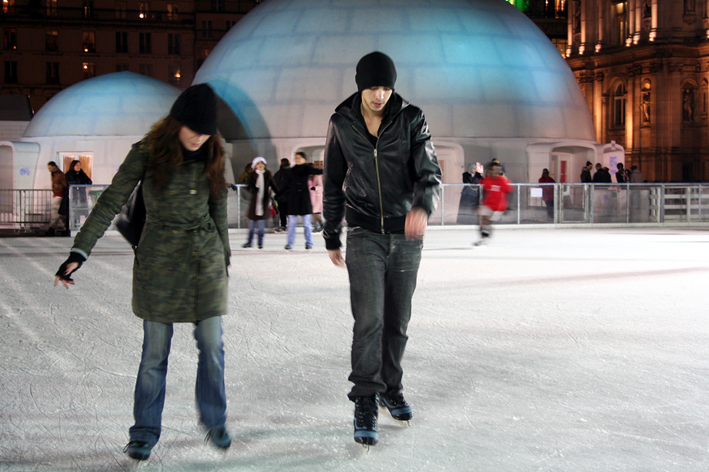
[115,182,146,249]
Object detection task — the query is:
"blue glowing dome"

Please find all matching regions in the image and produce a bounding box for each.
[24,72,181,137]
[195,0,594,141]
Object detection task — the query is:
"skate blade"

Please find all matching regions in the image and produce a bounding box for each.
[379,405,412,427]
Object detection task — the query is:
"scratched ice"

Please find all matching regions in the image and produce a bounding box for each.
[0,227,708,471]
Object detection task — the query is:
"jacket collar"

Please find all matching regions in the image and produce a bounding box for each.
[335,91,408,127]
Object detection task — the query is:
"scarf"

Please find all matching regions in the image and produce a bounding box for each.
[255,169,265,216]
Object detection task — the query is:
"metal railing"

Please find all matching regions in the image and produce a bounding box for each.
[437,183,709,226]
[0,189,53,231]
[2,183,708,234]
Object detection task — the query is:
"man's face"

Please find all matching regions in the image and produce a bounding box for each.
[361,86,393,115]
[178,126,211,152]
[294,154,306,165]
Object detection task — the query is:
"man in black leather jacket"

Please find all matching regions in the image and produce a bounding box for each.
[323,51,441,448]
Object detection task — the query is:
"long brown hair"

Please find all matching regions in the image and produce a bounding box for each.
[140,115,227,198]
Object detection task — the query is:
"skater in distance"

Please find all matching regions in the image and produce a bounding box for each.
[323,51,442,449]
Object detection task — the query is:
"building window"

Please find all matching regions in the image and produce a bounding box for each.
[3,0,16,13]
[202,20,213,39]
[4,28,17,50]
[167,3,178,20]
[138,2,149,19]
[116,63,129,72]
[115,1,126,18]
[613,1,628,47]
[82,31,95,53]
[701,80,708,120]
[4,61,18,83]
[211,0,224,12]
[46,62,60,84]
[46,0,57,16]
[612,83,626,127]
[168,34,180,55]
[45,30,58,51]
[168,64,181,85]
[226,20,237,30]
[116,31,128,53]
[83,0,93,18]
[82,62,95,80]
[139,63,152,77]
[139,33,151,54]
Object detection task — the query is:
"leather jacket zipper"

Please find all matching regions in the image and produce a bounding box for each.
[353,120,393,233]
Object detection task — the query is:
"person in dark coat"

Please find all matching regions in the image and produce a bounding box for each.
[284,151,322,250]
[242,156,278,249]
[272,158,291,231]
[53,84,233,462]
[65,159,93,232]
[580,161,593,182]
[456,162,482,224]
[46,161,68,236]
[538,168,556,219]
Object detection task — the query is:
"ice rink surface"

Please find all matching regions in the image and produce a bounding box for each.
[1,226,708,472]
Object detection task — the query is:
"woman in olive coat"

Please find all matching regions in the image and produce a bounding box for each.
[54,84,232,462]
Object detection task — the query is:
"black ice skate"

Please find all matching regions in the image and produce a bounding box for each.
[379,393,413,426]
[353,394,379,451]
[123,441,153,461]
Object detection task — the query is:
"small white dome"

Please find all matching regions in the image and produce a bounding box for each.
[195,0,594,141]
[24,72,181,137]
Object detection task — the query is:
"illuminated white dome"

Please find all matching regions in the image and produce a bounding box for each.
[195,0,594,141]
[24,72,180,137]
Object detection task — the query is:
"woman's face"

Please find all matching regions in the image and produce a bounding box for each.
[256,162,265,171]
[178,126,211,151]
[295,155,306,165]
[73,162,81,172]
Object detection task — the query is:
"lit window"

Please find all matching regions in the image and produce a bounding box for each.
[167,3,178,20]
[46,0,56,16]
[139,2,149,19]
[82,31,95,53]
[3,0,16,14]
[168,64,181,85]
[4,28,17,50]
[82,62,95,80]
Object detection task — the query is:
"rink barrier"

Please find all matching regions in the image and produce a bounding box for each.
[2,183,708,234]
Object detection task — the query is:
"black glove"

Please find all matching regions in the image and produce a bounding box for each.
[230,184,238,191]
[56,252,86,282]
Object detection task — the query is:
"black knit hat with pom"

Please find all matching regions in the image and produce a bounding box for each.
[169,83,218,136]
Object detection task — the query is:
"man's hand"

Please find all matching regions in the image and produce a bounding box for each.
[405,207,428,240]
[328,248,346,267]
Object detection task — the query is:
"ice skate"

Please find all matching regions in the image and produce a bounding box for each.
[353,394,379,451]
[379,393,413,427]
[205,427,232,451]
[124,441,153,462]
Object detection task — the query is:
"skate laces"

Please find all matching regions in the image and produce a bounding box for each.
[355,395,378,428]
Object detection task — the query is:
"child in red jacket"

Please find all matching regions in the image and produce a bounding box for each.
[475,163,512,245]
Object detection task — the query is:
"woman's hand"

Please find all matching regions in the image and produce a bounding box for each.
[54,253,86,289]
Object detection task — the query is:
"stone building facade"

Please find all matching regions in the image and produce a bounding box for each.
[566,0,709,182]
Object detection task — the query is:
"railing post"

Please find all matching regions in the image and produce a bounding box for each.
[516,184,521,224]
[236,185,241,229]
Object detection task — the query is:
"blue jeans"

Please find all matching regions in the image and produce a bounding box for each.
[287,214,313,246]
[247,219,265,245]
[345,228,423,400]
[129,317,227,445]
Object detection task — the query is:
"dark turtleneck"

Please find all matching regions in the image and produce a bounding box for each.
[181,143,208,163]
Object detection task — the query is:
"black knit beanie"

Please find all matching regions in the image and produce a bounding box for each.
[169,83,218,136]
[355,52,397,92]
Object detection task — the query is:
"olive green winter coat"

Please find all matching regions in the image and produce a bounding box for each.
[71,142,230,323]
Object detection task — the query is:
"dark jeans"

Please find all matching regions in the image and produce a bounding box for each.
[345,227,423,400]
[277,201,288,228]
[129,317,227,445]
